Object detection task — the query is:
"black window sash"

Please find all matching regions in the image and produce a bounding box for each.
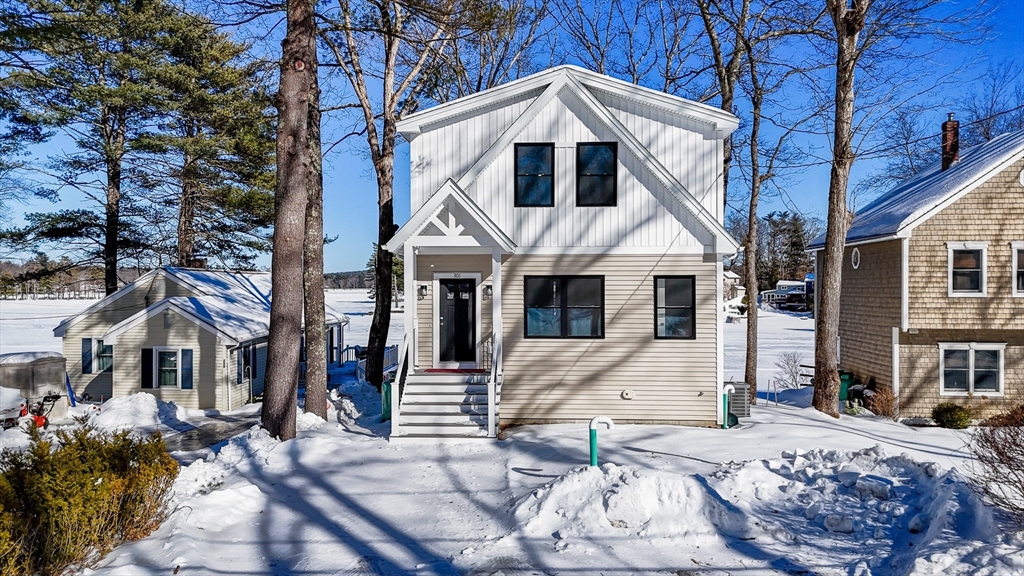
[525,276,604,338]
[514,143,555,207]
[576,142,617,206]
[654,275,696,339]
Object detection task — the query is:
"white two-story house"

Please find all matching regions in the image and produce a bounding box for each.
[384,66,739,438]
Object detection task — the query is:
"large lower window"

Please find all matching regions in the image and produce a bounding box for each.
[515,143,554,207]
[577,143,617,206]
[654,276,696,339]
[141,348,194,390]
[947,242,987,296]
[525,276,604,338]
[940,343,1004,396]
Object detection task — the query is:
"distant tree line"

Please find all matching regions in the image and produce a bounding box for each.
[727,211,822,292]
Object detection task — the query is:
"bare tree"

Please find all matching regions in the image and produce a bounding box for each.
[811,0,989,417]
[303,31,328,421]
[262,0,316,440]
[959,61,1024,146]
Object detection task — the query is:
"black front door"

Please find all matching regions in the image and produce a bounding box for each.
[439,279,475,363]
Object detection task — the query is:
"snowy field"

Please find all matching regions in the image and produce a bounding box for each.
[0,298,94,354]
[2,294,1021,575]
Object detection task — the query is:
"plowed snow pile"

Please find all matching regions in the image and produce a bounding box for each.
[504,446,1022,575]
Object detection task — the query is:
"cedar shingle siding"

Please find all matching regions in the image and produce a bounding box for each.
[838,240,901,389]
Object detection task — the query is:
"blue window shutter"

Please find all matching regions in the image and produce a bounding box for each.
[82,338,93,374]
[181,349,193,389]
[141,349,153,388]
[237,349,243,383]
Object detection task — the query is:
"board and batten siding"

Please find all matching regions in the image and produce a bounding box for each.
[906,156,1024,331]
[497,254,719,425]
[593,88,723,221]
[64,274,199,400]
[408,88,720,251]
[837,240,902,389]
[410,88,543,208]
[112,309,231,410]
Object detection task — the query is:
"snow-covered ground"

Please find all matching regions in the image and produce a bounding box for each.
[724,308,815,391]
[0,298,95,354]
[3,295,1021,575]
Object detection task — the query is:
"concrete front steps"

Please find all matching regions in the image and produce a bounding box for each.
[395,372,493,439]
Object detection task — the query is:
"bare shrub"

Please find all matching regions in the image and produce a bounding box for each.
[866,385,899,421]
[970,404,1024,530]
[773,351,804,389]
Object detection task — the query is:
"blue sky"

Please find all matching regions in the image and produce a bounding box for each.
[7,1,1023,273]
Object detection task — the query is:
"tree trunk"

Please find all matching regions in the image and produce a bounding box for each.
[262,0,315,441]
[743,86,762,402]
[104,161,120,295]
[365,193,394,390]
[813,1,863,418]
[177,153,196,267]
[303,55,328,421]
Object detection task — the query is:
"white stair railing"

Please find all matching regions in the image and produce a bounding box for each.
[487,333,501,438]
[391,329,412,438]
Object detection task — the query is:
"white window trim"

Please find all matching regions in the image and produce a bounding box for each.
[153,347,182,389]
[946,241,988,297]
[1011,241,1024,298]
[938,342,1005,397]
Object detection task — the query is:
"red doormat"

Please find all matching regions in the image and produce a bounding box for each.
[424,368,488,374]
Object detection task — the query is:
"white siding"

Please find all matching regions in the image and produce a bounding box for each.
[593,88,724,221]
[410,89,543,210]
[407,84,721,251]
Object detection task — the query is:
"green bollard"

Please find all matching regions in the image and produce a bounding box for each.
[589,416,614,466]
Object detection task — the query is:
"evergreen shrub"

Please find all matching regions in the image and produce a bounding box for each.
[932,403,972,429]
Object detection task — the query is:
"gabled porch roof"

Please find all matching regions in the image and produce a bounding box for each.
[384,179,517,254]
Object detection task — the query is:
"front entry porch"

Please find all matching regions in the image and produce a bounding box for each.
[384,180,516,439]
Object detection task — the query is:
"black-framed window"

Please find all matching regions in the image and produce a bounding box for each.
[515,143,554,207]
[96,339,113,372]
[525,276,604,338]
[654,276,696,339]
[577,143,617,206]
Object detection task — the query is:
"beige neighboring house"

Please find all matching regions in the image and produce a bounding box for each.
[54,267,348,411]
[809,119,1024,420]
[383,66,740,439]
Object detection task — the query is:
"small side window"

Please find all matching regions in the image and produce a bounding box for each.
[577,143,617,206]
[654,276,696,339]
[515,144,555,207]
[947,242,987,297]
[1012,242,1024,297]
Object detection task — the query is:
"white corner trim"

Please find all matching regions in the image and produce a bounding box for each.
[946,242,989,298]
[715,260,724,426]
[891,328,900,411]
[937,342,1006,397]
[900,237,910,331]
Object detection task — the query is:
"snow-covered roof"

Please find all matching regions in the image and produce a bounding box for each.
[809,130,1024,248]
[56,267,348,346]
[723,271,741,280]
[0,351,63,365]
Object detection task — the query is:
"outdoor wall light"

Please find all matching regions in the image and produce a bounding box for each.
[483,285,493,298]
[417,284,428,299]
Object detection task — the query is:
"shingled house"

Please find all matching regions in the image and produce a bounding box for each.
[810,119,1024,420]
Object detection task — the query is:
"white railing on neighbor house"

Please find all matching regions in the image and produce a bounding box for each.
[487,333,501,438]
[340,345,360,364]
[355,344,400,382]
[391,329,413,438]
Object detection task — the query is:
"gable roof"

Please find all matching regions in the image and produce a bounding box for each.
[398,65,740,139]
[58,267,347,346]
[396,66,740,255]
[385,179,516,253]
[809,129,1024,248]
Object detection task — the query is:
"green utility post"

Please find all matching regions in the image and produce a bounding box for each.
[722,384,736,430]
[589,416,614,466]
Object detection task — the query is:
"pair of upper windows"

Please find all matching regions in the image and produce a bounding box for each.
[514,143,617,207]
[947,242,1024,297]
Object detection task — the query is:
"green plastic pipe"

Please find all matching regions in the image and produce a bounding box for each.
[722,384,736,430]
[589,416,614,466]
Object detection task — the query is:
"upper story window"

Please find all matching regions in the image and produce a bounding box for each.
[577,143,617,206]
[514,143,554,207]
[940,343,1004,396]
[524,276,604,338]
[947,241,988,297]
[1012,242,1024,297]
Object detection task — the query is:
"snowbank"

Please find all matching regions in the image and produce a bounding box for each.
[89,393,202,434]
[515,463,752,545]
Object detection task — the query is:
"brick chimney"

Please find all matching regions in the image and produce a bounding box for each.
[941,112,959,171]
